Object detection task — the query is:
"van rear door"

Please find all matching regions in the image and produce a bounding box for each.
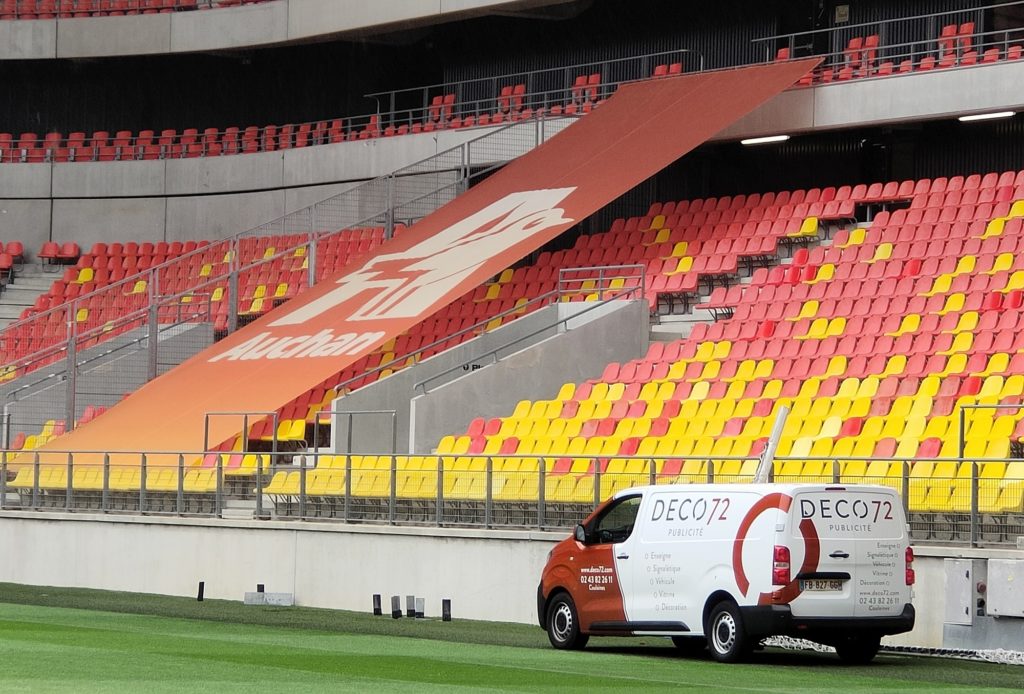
[788,487,909,618]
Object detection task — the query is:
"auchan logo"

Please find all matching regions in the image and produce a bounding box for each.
[209,329,386,362]
[206,187,577,363]
[269,187,577,327]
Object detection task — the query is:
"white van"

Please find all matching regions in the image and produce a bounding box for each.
[538,483,915,663]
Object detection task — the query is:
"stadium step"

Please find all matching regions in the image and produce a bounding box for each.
[221,498,258,520]
[0,266,55,329]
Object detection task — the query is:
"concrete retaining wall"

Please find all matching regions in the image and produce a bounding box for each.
[0,510,1009,648]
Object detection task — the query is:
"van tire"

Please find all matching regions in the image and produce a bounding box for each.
[546,593,589,650]
[706,601,749,663]
[834,635,881,664]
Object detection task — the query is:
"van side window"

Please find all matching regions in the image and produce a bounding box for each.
[591,495,642,544]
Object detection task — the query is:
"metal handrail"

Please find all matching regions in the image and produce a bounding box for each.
[412,266,646,395]
[1,449,1021,544]
[753,1,1022,46]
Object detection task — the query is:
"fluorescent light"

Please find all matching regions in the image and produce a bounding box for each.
[958,111,1015,122]
[740,134,791,145]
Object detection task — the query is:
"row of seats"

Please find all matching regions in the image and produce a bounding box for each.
[4,406,108,451]
[8,455,1021,515]
[0,240,25,285]
[236,171,1024,457]
[0,0,262,20]
[780,21,1022,85]
[12,172,1024,495]
[416,169,1024,510]
[0,70,607,164]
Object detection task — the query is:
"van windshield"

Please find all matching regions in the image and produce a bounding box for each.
[791,490,904,540]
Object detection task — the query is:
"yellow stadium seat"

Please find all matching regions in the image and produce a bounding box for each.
[839,227,866,247]
[791,300,819,321]
[868,242,892,263]
[886,314,920,337]
[1000,270,1024,293]
[985,252,1014,275]
[936,293,965,315]
[791,216,819,238]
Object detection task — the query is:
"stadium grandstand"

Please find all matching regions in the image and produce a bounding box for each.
[2,0,1024,650]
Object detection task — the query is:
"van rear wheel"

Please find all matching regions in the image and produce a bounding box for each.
[546,593,589,650]
[706,601,749,663]
[834,635,881,664]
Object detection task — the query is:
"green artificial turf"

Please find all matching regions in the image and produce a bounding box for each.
[0,584,1021,693]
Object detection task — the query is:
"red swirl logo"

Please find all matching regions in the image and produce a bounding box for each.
[731,493,820,606]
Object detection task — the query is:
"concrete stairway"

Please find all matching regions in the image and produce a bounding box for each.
[0,264,56,330]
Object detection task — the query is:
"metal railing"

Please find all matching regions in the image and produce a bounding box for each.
[7,4,1024,166]
[1,47,694,166]
[1,450,1022,546]
[413,265,646,395]
[759,1,1024,82]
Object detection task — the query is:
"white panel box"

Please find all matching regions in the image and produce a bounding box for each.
[987,559,1024,618]
[944,558,974,625]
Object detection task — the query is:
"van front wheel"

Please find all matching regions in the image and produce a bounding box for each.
[834,635,881,664]
[546,593,589,650]
[706,602,749,663]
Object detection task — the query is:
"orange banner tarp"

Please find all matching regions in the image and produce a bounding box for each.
[32,59,818,464]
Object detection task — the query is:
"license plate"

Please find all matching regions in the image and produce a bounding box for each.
[800,579,843,591]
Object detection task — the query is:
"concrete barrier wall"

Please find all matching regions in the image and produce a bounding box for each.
[0,512,560,624]
[330,300,646,454]
[408,300,649,454]
[0,511,1005,647]
[0,0,546,60]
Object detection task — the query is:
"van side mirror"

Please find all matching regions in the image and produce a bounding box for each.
[574,524,588,544]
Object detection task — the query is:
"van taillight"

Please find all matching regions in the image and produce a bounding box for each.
[773,545,791,585]
[905,546,915,586]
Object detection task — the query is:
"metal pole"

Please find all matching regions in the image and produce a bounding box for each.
[970,460,980,548]
[147,273,159,380]
[901,460,910,515]
[484,456,493,528]
[176,453,184,516]
[436,457,444,526]
[306,223,317,289]
[537,460,545,529]
[299,453,307,519]
[344,450,352,521]
[102,453,110,512]
[344,412,354,520]
[31,452,40,509]
[65,452,73,511]
[0,454,7,511]
[227,237,240,334]
[389,413,397,525]
[385,174,395,240]
[215,452,223,518]
[139,453,147,513]
[271,411,278,475]
[64,314,78,435]
[958,405,966,462]
[388,453,397,525]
